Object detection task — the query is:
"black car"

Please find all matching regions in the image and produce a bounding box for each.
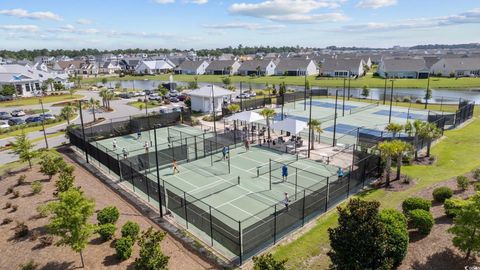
[25,116,43,123]
[169,97,179,103]
[0,112,11,120]
[8,118,25,126]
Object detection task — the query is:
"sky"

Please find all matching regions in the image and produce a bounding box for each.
[0,0,479,50]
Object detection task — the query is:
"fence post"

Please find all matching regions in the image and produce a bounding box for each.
[269,159,272,190]
[210,141,213,166]
[130,161,136,192]
[273,204,277,244]
[302,190,306,227]
[117,154,122,180]
[183,192,189,229]
[238,221,243,266]
[347,167,352,197]
[209,206,214,246]
[194,136,198,160]
[324,177,330,212]
[295,168,298,200]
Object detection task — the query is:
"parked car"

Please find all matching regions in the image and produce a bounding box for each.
[11,110,26,117]
[236,93,250,99]
[0,112,11,120]
[159,107,170,114]
[133,91,145,97]
[25,116,43,123]
[177,94,187,101]
[169,97,179,103]
[172,106,183,113]
[144,89,154,95]
[40,113,55,120]
[0,95,14,101]
[148,94,162,101]
[0,121,10,129]
[246,91,257,97]
[8,118,25,126]
[119,92,134,99]
[169,90,179,97]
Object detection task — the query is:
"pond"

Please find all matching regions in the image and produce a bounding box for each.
[101,80,480,104]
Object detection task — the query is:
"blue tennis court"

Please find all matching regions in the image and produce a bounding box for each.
[273,114,309,122]
[324,123,360,135]
[300,101,358,110]
[373,110,427,120]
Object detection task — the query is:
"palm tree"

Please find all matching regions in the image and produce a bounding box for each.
[385,122,403,138]
[45,78,55,92]
[227,104,240,114]
[85,98,101,122]
[378,140,396,187]
[419,122,442,157]
[260,108,276,139]
[99,89,108,108]
[391,140,414,180]
[404,119,424,160]
[308,119,323,150]
[60,105,77,125]
[105,91,115,110]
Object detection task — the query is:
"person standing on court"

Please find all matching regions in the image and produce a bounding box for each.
[112,139,117,151]
[172,159,180,174]
[222,146,229,160]
[244,139,250,151]
[122,148,128,159]
[283,192,290,211]
[337,167,344,178]
[137,131,142,140]
[282,164,288,182]
[144,141,149,153]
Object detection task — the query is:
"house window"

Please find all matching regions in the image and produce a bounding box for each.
[25,84,31,92]
[15,85,22,95]
[35,83,40,90]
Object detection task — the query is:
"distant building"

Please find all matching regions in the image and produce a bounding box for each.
[188,85,234,113]
[377,58,429,79]
[237,60,276,76]
[175,60,209,75]
[134,60,175,74]
[275,59,318,76]
[205,60,241,75]
[100,62,121,74]
[319,58,365,77]
[430,57,480,77]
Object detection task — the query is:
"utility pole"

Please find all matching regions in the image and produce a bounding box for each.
[333,90,339,147]
[78,100,88,163]
[383,73,388,105]
[388,80,394,123]
[39,99,49,149]
[425,75,430,110]
[211,84,216,135]
[342,77,346,116]
[307,87,313,158]
[304,74,307,111]
[347,71,351,101]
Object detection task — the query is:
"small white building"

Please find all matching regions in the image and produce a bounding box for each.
[135,60,175,74]
[275,59,318,76]
[188,85,234,113]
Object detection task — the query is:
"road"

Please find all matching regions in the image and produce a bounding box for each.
[0,90,184,164]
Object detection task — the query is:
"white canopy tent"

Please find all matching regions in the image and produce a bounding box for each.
[271,118,308,135]
[225,111,263,123]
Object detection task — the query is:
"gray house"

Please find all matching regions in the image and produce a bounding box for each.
[430,57,480,77]
[275,59,318,76]
[319,58,365,77]
[205,60,240,75]
[174,60,209,75]
[237,60,276,76]
[377,58,429,79]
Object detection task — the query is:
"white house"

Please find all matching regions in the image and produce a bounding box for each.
[100,62,121,74]
[237,60,276,76]
[377,58,430,79]
[134,60,175,74]
[188,85,234,113]
[430,57,480,77]
[205,60,241,75]
[319,58,365,77]
[174,60,209,75]
[275,59,318,76]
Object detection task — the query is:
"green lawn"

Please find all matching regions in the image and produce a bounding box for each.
[0,94,84,108]
[127,101,162,109]
[82,74,480,89]
[0,115,76,140]
[273,110,480,269]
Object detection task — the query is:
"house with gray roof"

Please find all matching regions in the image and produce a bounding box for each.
[275,59,318,76]
[319,58,365,77]
[237,60,276,76]
[174,60,209,75]
[430,57,480,77]
[205,60,240,75]
[377,58,429,79]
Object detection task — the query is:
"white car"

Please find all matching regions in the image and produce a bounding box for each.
[159,107,170,114]
[237,93,250,99]
[247,91,257,97]
[11,110,26,117]
[0,121,10,129]
[148,94,162,101]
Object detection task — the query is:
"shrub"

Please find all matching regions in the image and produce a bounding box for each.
[378,209,409,266]
[402,197,431,214]
[457,175,470,190]
[39,235,54,247]
[474,182,480,192]
[13,190,20,198]
[409,209,434,234]
[473,168,480,180]
[11,204,18,212]
[5,186,14,195]
[30,230,40,241]
[97,206,120,225]
[19,260,39,270]
[121,221,140,240]
[17,174,27,186]
[98,223,116,241]
[402,96,411,103]
[31,181,42,194]
[14,222,29,238]
[2,217,13,225]
[253,253,287,270]
[115,237,134,260]
[36,205,49,218]
[432,187,453,203]
[444,198,472,218]
[4,201,12,209]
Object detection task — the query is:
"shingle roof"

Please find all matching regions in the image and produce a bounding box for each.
[276,59,314,70]
[205,60,237,71]
[438,58,480,70]
[382,58,428,72]
[188,85,233,97]
[177,60,207,70]
[238,60,274,71]
[320,58,362,72]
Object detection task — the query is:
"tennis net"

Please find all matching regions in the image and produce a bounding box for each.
[256,154,299,177]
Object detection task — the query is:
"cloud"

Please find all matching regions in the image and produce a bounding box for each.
[154,0,175,3]
[155,0,209,4]
[0,8,62,21]
[203,22,286,30]
[77,18,93,25]
[48,24,99,35]
[341,8,480,32]
[356,0,397,9]
[189,0,208,4]
[229,0,347,23]
[0,24,39,32]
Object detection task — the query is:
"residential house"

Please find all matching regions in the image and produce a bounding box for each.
[134,60,175,74]
[377,58,429,79]
[205,60,241,75]
[430,57,480,77]
[33,56,56,66]
[319,58,365,77]
[174,60,209,75]
[52,60,84,75]
[275,59,318,76]
[188,85,234,113]
[237,60,276,76]
[100,62,121,74]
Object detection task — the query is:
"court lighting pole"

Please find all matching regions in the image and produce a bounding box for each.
[240,81,243,111]
[333,90,339,147]
[78,100,89,163]
[304,74,307,111]
[153,125,164,218]
[307,87,313,158]
[388,79,395,123]
[383,73,388,105]
[38,98,49,149]
[347,71,351,101]
[342,77,346,116]
[211,84,217,135]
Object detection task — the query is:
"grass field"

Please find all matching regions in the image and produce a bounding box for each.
[0,94,84,108]
[126,101,162,109]
[0,115,76,140]
[82,74,480,89]
[272,109,480,269]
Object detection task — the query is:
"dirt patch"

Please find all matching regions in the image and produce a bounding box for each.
[411,156,437,166]
[371,174,417,192]
[398,175,479,270]
[0,159,217,269]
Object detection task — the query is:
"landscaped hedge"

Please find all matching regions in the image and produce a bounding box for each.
[98,223,116,241]
[402,197,432,214]
[97,206,120,225]
[432,187,453,203]
[115,236,133,260]
[121,221,140,240]
[378,209,409,266]
[0,118,62,135]
[409,209,434,235]
[456,176,470,190]
[444,198,472,218]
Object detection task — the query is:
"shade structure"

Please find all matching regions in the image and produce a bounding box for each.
[225,111,263,123]
[271,118,308,135]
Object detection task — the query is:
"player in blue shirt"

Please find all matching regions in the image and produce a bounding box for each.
[282,164,288,182]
